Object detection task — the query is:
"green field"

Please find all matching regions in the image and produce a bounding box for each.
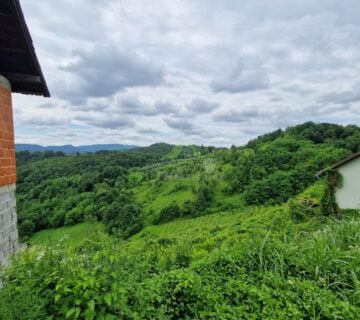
[29,222,105,247]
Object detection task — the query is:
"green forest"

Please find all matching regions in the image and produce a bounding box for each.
[1,122,360,319]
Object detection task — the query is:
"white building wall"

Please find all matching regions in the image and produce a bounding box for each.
[335,157,360,209]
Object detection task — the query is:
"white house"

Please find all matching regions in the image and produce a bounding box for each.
[319,152,360,209]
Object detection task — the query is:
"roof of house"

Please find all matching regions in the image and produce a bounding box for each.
[0,0,50,96]
[317,152,360,177]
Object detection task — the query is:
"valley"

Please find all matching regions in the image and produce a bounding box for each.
[1,122,359,319]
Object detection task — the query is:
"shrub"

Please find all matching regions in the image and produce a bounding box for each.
[181,200,198,217]
[50,209,66,228]
[103,203,144,238]
[244,170,313,205]
[156,203,181,224]
[154,270,205,319]
[19,220,35,238]
[64,208,84,225]
[195,184,214,213]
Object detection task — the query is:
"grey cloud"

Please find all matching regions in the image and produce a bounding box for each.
[137,127,161,134]
[49,129,80,138]
[38,102,58,109]
[62,45,164,98]
[81,98,112,111]
[269,97,283,102]
[241,127,264,135]
[154,101,178,115]
[164,118,199,135]
[16,0,360,146]
[213,107,261,123]
[187,98,219,114]
[22,0,105,42]
[114,96,177,116]
[320,84,360,105]
[115,96,147,115]
[25,116,69,127]
[75,114,134,129]
[282,85,314,96]
[211,61,269,93]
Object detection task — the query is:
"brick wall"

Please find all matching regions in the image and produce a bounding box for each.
[0,85,16,187]
[0,76,18,266]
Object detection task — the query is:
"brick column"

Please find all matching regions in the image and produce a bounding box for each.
[0,74,18,266]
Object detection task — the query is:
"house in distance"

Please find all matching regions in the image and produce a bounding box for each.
[318,152,360,210]
[0,0,49,265]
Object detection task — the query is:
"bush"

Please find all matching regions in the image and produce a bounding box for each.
[196,184,214,213]
[154,270,206,319]
[103,203,144,238]
[19,220,35,238]
[244,170,314,205]
[156,203,181,224]
[182,200,198,217]
[64,208,84,225]
[50,209,66,228]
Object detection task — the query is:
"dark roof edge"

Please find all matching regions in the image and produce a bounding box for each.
[12,0,50,97]
[316,152,360,177]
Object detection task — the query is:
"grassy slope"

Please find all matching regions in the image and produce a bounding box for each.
[29,222,105,247]
[29,203,323,263]
[132,158,244,222]
[162,145,184,160]
[24,190,360,318]
[125,204,320,259]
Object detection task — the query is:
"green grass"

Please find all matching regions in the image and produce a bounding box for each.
[127,204,320,253]
[133,158,242,214]
[162,145,184,160]
[7,203,360,319]
[134,175,199,214]
[29,222,105,247]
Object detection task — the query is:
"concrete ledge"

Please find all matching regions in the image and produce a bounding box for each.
[0,74,11,91]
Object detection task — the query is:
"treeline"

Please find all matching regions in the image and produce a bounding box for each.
[17,143,174,239]
[16,150,66,166]
[15,123,359,238]
[246,121,359,152]
[224,122,359,205]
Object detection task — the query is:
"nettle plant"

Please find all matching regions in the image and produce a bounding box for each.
[321,169,342,216]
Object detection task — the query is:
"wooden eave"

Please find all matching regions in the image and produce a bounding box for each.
[0,0,50,97]
[316,152,360,177]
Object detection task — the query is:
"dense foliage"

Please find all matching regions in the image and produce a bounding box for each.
[1,206,359,319]
[2,122,359,318]
[15,123,359,239]
[225,122,358,205]
[16,143,174,238]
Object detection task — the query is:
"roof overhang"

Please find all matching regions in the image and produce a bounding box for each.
[0,0,50,97]
[316,152,360,178]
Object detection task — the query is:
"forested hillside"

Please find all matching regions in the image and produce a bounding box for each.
[16,122,359,239]
[1,122,359,319]
[16,143,138,154]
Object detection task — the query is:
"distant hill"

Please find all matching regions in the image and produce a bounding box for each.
[16,143,138,154]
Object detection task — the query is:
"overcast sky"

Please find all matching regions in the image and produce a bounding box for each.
[14,0,360,147]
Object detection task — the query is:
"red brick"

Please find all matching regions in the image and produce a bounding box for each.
[0,87,15,187]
